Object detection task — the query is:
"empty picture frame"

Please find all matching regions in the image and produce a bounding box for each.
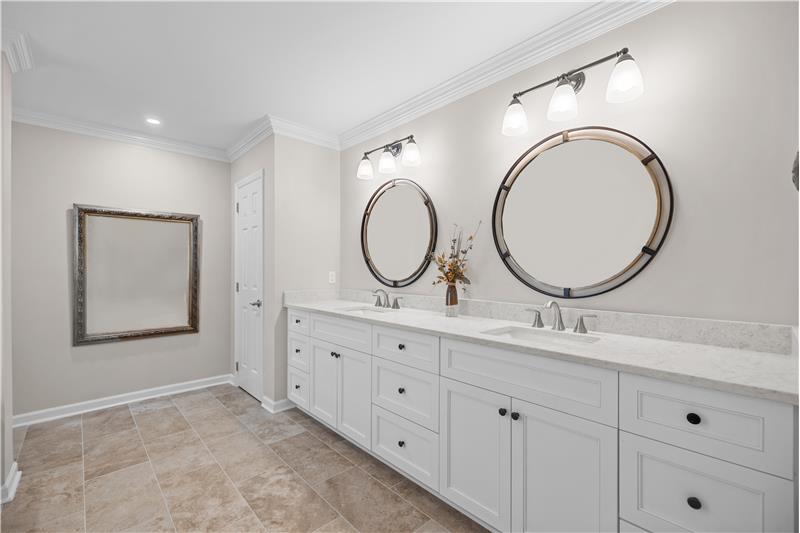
[72,204,200,345]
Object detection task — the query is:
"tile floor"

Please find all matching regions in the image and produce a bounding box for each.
[2,384,486,533]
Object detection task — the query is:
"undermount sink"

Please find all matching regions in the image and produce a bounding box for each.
[481,326,600,344]
[341,306,394,316]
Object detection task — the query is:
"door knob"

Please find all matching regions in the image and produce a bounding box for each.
[249,299,262,308]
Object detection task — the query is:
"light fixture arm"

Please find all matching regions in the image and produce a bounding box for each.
[512,48,629,100]
[362,135,415,158]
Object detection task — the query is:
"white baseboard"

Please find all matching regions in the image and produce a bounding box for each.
[13,374,235,427]
[1,462,21,503]
[261,396,292,414]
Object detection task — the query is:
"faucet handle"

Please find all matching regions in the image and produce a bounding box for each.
[573,314,598,334]
[392,297,403,310]
[525,308,544,328]
[373,294,383,307]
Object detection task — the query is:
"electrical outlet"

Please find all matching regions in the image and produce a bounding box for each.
[328,271,336,284]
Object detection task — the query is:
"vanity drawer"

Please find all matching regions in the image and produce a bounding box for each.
[619,373,795,479]
[372,405,439,491]
[372,357,439,432]
[373,326,439,373]
[287,333,309,373]
[620,432,794,533]
[310,313,372,353]
[288,309,310,335]
[440,338,618,426]
[287,367,309,410]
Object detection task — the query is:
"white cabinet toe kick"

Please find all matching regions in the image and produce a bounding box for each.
[286,308,797,533]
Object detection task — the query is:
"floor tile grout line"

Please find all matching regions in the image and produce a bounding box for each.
[214,389,364,533]
[129,401,179,533]
[184,396,275,531]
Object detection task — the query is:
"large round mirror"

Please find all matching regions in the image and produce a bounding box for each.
[362,179,437,287]
[493,127,673,298]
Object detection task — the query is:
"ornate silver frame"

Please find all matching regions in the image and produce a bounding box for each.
[361,179,438,288]
[72,204,200,345]
[492,126,673,299]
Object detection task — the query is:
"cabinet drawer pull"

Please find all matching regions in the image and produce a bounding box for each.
[398,343,406,350]
[510,412,520,420]
[398,387,406,394]
[687,496,702,510]
[397,440,405,448]
[498,408,507,416]
[295,384,301,389]
[686,412,702,425]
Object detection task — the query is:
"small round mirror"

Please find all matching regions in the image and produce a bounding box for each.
[361,179,437,287]
[493,127,673,298]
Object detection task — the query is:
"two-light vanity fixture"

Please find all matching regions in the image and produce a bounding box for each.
[356,135,421,180]
[502,47,644,136]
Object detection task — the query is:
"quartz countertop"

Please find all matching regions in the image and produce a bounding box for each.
[286,299,799,405]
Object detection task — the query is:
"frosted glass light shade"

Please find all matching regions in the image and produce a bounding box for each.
[356,155,374,180]
[378,148,397,174]
[501,97,528,136]
[547,78,578,122]
[606,54,644,103]
[401,139,421,167]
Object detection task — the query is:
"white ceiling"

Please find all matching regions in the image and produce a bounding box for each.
[3,2,653,155]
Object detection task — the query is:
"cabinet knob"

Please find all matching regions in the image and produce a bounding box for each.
[295,319,301,324]
[295,384,300,389]
[398,387,406,394]
[335,353,340,358]
[295,348,301,353]
[687,497,702,510]
[510,412,520,420]
[398,343,406,350]
[398,440,405,448]
[686,412,701,425]
[498,408,507,416]
[330,351,335,357]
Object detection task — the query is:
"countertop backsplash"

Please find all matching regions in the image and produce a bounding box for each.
[284,288,796,356]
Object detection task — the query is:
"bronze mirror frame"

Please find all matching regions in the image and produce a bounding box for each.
[361,179,438,288]
[492,126,673,299]
[72,204,200,345]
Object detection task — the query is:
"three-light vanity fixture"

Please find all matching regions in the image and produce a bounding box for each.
[356,135,421,180]
[502,47,644,136]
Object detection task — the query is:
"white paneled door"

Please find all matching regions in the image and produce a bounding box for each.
[234,170,264,400]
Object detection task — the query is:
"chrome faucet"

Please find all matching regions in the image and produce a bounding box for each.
[545,300,565,331]
[372,289,390,308]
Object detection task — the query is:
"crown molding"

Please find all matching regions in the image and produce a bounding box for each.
[226,115,274,161]
[12,108,230,161]
[339,0,671,150]
[3,33,34,73]
[226,114,339,161]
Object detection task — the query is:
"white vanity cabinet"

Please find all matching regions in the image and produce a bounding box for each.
[512,398,618,533]
[309,337,371,447]
[287,307,797,533]
[439,377,512,531]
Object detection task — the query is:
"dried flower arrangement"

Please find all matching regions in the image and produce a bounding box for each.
[431,221,481,317]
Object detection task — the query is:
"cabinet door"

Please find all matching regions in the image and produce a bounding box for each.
[439,377,511,531]
[511,398,617,533]
[338,347,371,448]
[309,338,338,427]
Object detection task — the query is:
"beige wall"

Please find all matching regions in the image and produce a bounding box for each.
[231,134,340,403]
[273,134,340,400]
[11,123,232,414]
[340,2,799,325]
[2,55,14,484]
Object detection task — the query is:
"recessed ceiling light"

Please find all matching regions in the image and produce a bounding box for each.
[145,117,161,125]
